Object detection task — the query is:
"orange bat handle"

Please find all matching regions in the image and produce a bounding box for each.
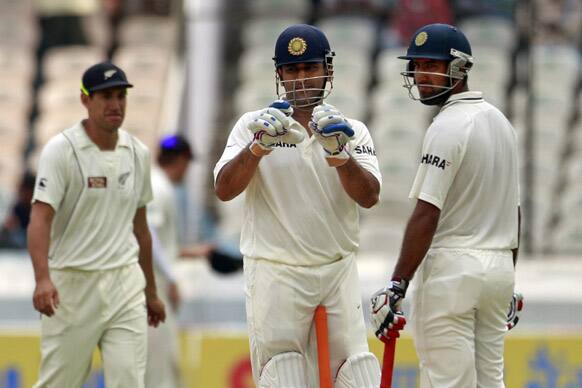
[315,305,333,388]
[380,333,398,388]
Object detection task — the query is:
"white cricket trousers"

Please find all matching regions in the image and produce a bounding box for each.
[34,262,147,388]
[409,248,515,388]
[244,254,371,386]
[145,275,181,388]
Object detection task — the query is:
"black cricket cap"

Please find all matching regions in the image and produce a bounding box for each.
[81,62,133,95]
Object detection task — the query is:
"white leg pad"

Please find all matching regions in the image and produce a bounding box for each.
[335,352,381,388]
[258,352,309,388]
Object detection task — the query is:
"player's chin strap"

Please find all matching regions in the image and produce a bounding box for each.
[401,48,474,106]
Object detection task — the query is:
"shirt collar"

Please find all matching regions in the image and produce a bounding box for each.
[74,121,131,149]
[116,130,131,148]
[441,91,484,111]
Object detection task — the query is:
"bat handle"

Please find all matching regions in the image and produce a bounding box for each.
[315,305,333,388]
[380,333,398,388]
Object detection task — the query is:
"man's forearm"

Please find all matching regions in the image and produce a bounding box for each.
[215,145,262,201]
[392,200,440,280]
[27,213,52,282]
[336,157,380,208]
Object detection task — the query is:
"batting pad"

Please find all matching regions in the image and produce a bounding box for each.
[335,352,381,388]
[258,352,308,388]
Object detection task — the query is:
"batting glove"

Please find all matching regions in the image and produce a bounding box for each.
[309,104,354,167]
[506,292,524,331]
[370,278,409,340]
[248,100,304,156]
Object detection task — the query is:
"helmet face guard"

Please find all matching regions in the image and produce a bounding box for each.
[275,58,334,108]
[398,24,473,105]
[272,24,335,108]
[401,48,473,104]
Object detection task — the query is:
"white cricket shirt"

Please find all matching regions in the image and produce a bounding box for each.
[33,122,153,270]
[409,91,520,249]
[148,166,179,265]
[214,111,382,266]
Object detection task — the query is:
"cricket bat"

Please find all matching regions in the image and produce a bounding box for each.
[380,330,400,388]
[315,305,332,388]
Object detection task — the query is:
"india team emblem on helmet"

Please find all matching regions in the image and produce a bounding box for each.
[415,31,428,46]
[288,37,308,56]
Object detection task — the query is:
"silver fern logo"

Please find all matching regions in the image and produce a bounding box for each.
[118,171,131,185]
[104,69,117,80]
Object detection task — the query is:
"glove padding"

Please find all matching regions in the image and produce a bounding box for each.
[506,292,524,331]
[309,104,354,167]
[370,278,409,340]
[248,100,304,156]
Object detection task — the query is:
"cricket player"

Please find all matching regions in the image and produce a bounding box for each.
[370,24,521,387]
[145,134,193,388]
[28,62,166,388]
[214,24,383,387]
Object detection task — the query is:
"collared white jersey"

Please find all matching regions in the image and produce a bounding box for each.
[32,122,153,270]
[409,91,519,250]
[148,166,179,266]
[214,111,382,266]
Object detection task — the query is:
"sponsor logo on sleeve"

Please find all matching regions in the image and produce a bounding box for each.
[88,177,107,188]
[421,153,451,170]
[354,145,376,156]
[38,178,47,190]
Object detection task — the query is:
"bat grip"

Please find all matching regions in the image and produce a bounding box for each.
[315,305,332,388]
[380,335,397,388]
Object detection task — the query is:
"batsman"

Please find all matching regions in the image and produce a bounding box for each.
[214,24,382,387]
[370,24,522,387]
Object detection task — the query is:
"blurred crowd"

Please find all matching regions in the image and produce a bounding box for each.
[0,0,581,251]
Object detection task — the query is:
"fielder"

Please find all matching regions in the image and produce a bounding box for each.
[214,24,382,387]
[28,62,166,388]
[370,24,521,387]
[145,134,194,388]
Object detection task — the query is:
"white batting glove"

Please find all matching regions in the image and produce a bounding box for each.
[506,292,524,331]
[370,278,408,340]
[309,104,354,167]
[248,100,304,156]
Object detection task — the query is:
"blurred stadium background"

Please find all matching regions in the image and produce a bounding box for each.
[0,0,581,387]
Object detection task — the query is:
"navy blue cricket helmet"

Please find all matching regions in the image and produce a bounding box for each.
[399,23,472,62]
[399,23,474,105]
[273,24,336,108]
[273,24,335,67]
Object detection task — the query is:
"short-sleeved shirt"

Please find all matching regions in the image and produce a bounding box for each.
[409,91,519,249]
[147,166,179,265]
[32,121,153,270]
[214,111,382,266]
